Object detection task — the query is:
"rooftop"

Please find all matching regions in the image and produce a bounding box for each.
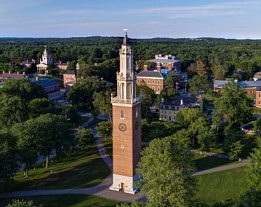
[214,80,261,88]
[137,70,163,78]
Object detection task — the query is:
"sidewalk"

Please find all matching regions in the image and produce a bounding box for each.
[192,159,249,176]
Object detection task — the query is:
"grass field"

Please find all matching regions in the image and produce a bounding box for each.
[102,138,112,159]
[0,194,119,207]
[193,153,236,171]
[10,146,111,192]
[195,166,248,206]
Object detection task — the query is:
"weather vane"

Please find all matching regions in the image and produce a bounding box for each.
[123,28,128,35]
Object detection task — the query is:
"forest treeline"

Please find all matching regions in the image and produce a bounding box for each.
[1,37,261,82]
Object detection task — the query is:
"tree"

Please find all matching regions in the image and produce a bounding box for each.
[197,128,216,152]
[97,121,112,140]
[176,108,202,128]
[93,90,112,121]
[238,140,261,207]
[171,129,191,148]
[0,95,28,129]
[254,117,261,138]
[214,81,252,128]
[188,75,210,95]
[136,137,196,207]
[35,114,73,168]
[0,78,47,101]
[222,130,244,160]
[11,122,40,177]
[6,199,43,207]
[136,85,156,121]
[176,108,211,148]
[66,76,108,110]
[188,60,209,77]
[29,98,54,118]
[76,128,94,149]
[61,104,80,125]
[12,114,73,172]
[0,130,19,192]
[212,65,228,80]
[188,116,209,148]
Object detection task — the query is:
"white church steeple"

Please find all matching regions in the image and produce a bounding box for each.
[40,46,52,65]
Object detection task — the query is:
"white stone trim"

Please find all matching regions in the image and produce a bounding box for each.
[109,174,139,194]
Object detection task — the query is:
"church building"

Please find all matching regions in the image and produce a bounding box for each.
[36,46,53,73]
[109,32,142,194]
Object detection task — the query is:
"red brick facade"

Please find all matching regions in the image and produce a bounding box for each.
[136,77,164,94]
[112,104,141,177]
[63,72,76,87]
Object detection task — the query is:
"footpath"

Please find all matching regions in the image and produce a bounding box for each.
[0,114,250,202]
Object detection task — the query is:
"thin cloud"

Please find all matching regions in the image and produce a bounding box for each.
[123,1,261,19]
[55,9,103,15]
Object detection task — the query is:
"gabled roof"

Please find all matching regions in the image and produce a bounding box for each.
[161,95,200,107]
[137,70,163,78]
[64,70,76,75]
[214,80,261,88]
[0,73,25,79]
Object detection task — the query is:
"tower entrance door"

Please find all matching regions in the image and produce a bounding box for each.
[121,182,125,191]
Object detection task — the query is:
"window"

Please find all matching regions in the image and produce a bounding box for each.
[158,80,160,84]
[152,80,155,84]
[120,109,124,119]
[158,87,160,92]
[152,86,155,91]
[147,80,150,84]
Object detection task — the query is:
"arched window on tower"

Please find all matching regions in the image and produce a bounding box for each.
[120,109,124,119]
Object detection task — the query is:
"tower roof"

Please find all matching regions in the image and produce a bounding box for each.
[122,31,130,46]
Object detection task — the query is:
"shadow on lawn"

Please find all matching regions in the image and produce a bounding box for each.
[30,158,110,190]
[193,155,235,171]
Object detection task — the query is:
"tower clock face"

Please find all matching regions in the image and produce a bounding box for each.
[118,123,127,132]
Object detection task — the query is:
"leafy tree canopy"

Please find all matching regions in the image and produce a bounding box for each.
[136,137,196,207]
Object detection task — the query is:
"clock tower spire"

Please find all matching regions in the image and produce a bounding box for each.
[109,31,142,194]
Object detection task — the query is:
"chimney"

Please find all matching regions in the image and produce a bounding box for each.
[144,65,148,71]
[3,71,5,74]
[156,63,161,72]
[9,71,11,74]
[17,71,19,74]
[36,77,39,81]
[168,63,172,70]
[67,61,69,65]
[22,72,25,75]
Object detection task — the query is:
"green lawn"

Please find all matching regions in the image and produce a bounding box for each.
[196,166,248,206]
[193,153,236,171]
[102,138,112,159]
[10,146,111,192]
[0,194,119,207]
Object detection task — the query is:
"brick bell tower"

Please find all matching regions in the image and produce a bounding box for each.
[109,31,142,194]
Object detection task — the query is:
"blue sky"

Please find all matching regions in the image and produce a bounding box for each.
[0,0,261,39]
